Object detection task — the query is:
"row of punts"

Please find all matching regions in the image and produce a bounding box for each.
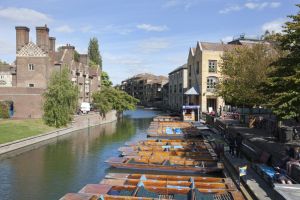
[60,115,245,200]
[61,173,245,200]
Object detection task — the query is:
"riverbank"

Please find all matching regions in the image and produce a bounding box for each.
[0,110,118,156]
[0,119,56,144]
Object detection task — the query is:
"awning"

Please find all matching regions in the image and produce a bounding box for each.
[184,87,199,95]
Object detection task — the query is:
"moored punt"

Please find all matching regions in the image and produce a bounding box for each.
[147,121,193,138]
[153,115,181,122]
[101,173,238,191]
[105,156,223,174]
[73,183,245,200]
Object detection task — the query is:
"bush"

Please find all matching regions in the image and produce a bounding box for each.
[0,102,10,119]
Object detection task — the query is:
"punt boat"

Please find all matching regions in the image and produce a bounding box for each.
[105,155,223,173]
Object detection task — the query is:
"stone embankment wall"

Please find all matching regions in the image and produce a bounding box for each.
[0,111,118,155]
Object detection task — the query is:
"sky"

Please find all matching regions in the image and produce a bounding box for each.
[0,0,298,84]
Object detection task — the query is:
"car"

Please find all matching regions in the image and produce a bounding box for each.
[80,102,91,114]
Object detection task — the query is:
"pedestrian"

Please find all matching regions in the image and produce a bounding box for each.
[228,134,235,156]
[235,133,243,158]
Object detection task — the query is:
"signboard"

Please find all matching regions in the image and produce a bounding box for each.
[182,105,200,109]
[239,165,247,177]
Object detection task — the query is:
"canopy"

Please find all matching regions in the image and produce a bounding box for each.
[184,87,199,95]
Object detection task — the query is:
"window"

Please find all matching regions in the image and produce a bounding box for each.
[179,83,182,93]
[196,61,199,74]
[29,83,35,88]
[188,79,191,88]
[174,85,177,93]
[28,64,34,71]
[0,75,4,79]
[207,77,218,91]
[188,65,191,76]
[208,60,217,72]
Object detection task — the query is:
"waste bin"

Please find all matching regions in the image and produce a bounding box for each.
[280,126,293,143]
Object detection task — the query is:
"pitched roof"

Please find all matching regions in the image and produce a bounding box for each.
[16,41,47,57]
[169,64,187,75]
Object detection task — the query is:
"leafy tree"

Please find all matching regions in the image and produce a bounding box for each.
[88,37,102,69]
[74,50,80,62]
[43,67,78,127]
[0,60,8,65]
[101,71,113,87]
[217,44,279,107]
[92,87,139,116]
[262,6,300,121]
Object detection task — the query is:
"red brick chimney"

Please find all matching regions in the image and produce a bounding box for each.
[49,37,56,52]
[15,26,30,53]
[36,25,49,53]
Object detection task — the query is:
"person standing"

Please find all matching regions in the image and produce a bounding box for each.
[228,134,235,156]
[235,133,243,158]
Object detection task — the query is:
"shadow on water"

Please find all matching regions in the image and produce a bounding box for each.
[0,109,158,200]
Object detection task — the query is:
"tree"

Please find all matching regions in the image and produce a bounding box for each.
[74,50,80,62]
[88,37,102,69]
[92,87,139,116]
[262,5,300,121]
[101,71,113,87]
[217,44,279,107]
[43,67,78,127]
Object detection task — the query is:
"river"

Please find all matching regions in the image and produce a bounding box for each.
[0,109,160,200]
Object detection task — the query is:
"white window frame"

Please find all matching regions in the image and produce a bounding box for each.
[208,60,217,73]
[28,64,34,71]
[207,76,218,90]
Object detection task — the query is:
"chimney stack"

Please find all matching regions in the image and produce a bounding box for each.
[49,37,56,52]
[15,26,30,53]
[36,25,49,53]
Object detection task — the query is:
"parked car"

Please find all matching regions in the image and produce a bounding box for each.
[80,102,91,114]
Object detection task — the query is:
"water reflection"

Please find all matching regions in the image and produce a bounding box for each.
[0,109,158,200]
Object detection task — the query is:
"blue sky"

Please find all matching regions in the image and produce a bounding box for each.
[0,0,298,84]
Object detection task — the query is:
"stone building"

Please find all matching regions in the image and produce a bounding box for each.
[0,25,100,118]
[168,64,188,111]
[121,73,168,107]
[186,42,231,114]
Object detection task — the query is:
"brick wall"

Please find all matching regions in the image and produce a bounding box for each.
[0,87,44,118]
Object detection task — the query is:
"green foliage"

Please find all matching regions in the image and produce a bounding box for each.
[74,50,80,62]
[101,71,113,87]
[43,67,78,127]
[92,87,139,115]
[0,102,9,119]
[88,37,102,69]
[217,44,279,107]
[0,60,8,65]
[262,5,300,120]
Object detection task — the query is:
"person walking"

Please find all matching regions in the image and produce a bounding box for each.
[235,133,243,158]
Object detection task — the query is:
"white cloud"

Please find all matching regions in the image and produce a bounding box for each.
[163,0,199,10]
[104,53,143,66]
[0,7,52,24]
[221,36,233,43]
[219,5,242,14]
[262,18,286,33]
[55,25,74,33]
[270,2,281,8]
[220,1,281,14]
[138,38,170,53]
[81,25,93,33]
[100,24,133,35]
[137,24,168,32]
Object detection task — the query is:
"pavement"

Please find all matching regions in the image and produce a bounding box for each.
[223,152,285,200]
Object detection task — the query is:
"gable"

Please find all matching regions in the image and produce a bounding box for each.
[17,42,47,57]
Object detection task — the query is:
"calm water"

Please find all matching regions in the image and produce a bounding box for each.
[0,109,160,200]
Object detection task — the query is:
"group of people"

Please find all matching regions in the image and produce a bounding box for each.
[228,133,243,158]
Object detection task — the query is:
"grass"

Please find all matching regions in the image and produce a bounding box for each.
[0,119,57,144]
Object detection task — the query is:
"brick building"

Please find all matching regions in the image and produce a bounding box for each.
[0,25,101,118]
[121,73,168,107]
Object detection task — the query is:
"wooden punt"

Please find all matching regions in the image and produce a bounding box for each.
[105,156,223,174]
[78,183,244,200]
[147,121,193,138]
[101,173,237,191]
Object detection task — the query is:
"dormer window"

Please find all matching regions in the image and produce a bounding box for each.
[28,64,34,71]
